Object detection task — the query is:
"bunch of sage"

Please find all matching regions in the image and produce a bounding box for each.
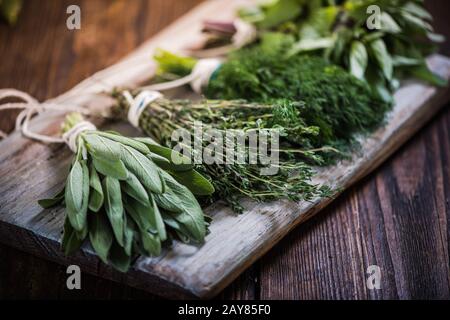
[39,113,214,272]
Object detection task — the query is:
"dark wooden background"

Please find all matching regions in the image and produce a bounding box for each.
[0,0,449,300]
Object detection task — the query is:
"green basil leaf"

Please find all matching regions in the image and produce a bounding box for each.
[108,240,131,273]
[103,176,125,247]
[120,145,163,194]
[168,169,215,196]
[89,213,113,264]
[410,64,448,87]
[61,217,84,256]
[370,39,393,80]
[258,0,302,29]
[402,2,433,21]
[65,161,88,232]
[289,37,334,55]
[122,172,149,205]
[349,41,368,80]
[392,55,421,67]
[83,133,121,160]
[92,157,128,180]
[380,12,401,33]
[401,10,433,32]
[96,132,150,155]
[38,187,65,208]
[427,32,445,43]
[88,162,103,212]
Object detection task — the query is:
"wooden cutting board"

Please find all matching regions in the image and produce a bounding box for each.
[0,0,449,299]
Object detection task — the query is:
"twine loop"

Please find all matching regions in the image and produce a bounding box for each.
[0,88,93,151]
[62,121,97,152]
[122,90,162,128]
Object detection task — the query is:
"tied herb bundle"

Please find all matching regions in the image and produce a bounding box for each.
[238,0,446,102]
[112,94,333,213]
[39,113,214,272]
[154,42,391,151]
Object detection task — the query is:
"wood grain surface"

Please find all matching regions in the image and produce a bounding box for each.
[0,0,449,300]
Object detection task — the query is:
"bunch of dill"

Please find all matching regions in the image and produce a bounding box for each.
[206,39,392,153]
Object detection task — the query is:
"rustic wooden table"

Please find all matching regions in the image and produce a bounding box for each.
[0,0,449,300]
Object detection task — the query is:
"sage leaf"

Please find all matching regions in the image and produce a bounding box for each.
[96,132,150,155]
[153,186,183,213]
[92,157,128,180]
[169,169,215,196]
[61,217,84,256]
[120,145,163,194]
[174,230,191,244]
[350,41,368,80]
[76,221,88,241]
[123,216,134,256]
[108,240,131,273]
[84,133,121,160]
[147,152,171,165]
[135,137,193,171]
[140,231,161,256]
[88,162,103,212]
[151,195,166,241]
[370,39,393,80]
[89,213,113,264]
[38,187,65,209]
[103,176,125,247]
[122,172,149,205]
[124,196,157,234]
[160,171,206,242]
[65,160,88,232]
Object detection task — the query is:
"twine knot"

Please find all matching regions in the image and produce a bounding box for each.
[0,88,92,152]
[122,90,162,128]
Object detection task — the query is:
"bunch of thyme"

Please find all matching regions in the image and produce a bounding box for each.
[112,94,333,212]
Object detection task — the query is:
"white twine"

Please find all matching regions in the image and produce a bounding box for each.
[62,121,97,153]
[0,88,94,152]
[122,90,162,128]
[141,58,221,94]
